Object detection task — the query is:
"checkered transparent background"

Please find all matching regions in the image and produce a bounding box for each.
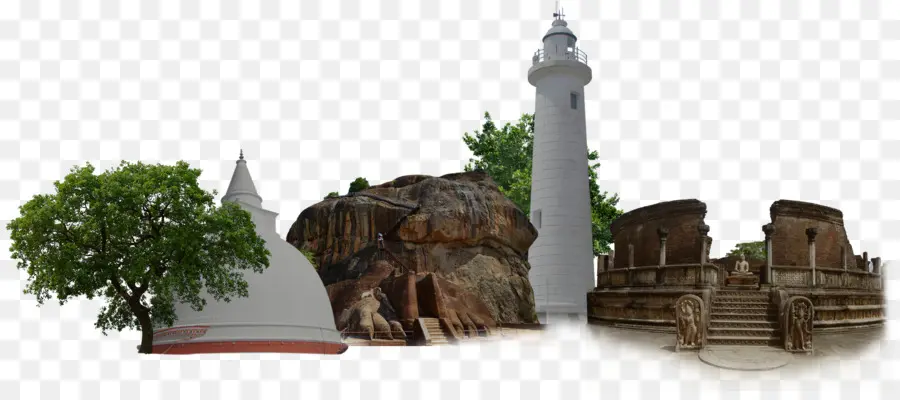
[0,0,898,398]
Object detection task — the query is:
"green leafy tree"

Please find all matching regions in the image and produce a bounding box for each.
[463,112,623,255]
[325,191,340,199]
[300,249,319,270]
[726,241,767,260]
[347,177,370,194]
[7,161,271,354]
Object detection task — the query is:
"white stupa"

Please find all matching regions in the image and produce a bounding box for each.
[151,151,346,354]
[526,9,594,323]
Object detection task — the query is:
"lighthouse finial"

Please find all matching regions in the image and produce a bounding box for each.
[553,1,565,20]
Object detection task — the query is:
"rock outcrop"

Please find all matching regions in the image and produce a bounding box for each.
[287,171,539,338]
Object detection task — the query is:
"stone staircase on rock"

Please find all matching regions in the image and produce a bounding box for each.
[707,290,780,346]
[420,317,453,346]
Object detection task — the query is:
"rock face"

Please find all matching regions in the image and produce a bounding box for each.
[609,199,709,269]
[769,200,858,269]
[286,171,539,338]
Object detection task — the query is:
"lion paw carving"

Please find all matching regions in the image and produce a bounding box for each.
[339,287,407,341]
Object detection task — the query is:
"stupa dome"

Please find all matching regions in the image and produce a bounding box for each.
[151,151,346,354]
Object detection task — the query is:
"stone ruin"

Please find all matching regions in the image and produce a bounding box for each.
[589,199,884,352]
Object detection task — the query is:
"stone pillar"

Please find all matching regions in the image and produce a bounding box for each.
[698,223,710,286]
[873,257,881,275]
[863,251,869,272]
[596,255,608,286]
[763,223,775,284]
[657,227,669,266]
[401,271,419,329]
[841,246,847,271]
[698,224,710,264]
[806,227,818,287]
[628,244,634,268]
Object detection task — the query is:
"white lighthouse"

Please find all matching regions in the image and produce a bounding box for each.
[527,10,594,323]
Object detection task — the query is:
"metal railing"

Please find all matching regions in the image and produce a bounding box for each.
[532,48,588,66]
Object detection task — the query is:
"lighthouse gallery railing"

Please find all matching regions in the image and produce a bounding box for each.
[532,48,588,66]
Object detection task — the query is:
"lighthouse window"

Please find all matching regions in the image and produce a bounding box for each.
[532,209,542,229]
[570,92,578,109]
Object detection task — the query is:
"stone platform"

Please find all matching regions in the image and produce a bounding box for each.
[698,346,793,370]
[724,274,760,289]
[342,338,408,346]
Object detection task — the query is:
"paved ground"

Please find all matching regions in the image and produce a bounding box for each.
[698,346,794,370]
[582,323,887,371]
[342,327,546,346]
[342,324,886,372]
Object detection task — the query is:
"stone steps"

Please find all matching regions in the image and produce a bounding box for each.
[709,320,779,329]
[713,300,768,306]
[421,318,451,345]
[706,290,780,347]
[710,312,774,321]
[708,326,778,337]
[707,336,781,346]
[716,291,768,298]
[711,303,770,311]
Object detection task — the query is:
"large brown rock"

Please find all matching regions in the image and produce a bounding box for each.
[287,171,539,332]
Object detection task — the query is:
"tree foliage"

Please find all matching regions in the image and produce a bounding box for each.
[726,241,767,260]
[347,177,370,194]
[7,161,271,353]
[325,191,340,199]
[300,249,319,270]
[463,112,623,255]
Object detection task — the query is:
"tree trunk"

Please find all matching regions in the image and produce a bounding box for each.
[135,309,154,354]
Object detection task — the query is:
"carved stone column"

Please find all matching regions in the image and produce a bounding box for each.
[863,251,869,272]
[762,223,775,284]
[656,228,668,286]
[657,227,669,266]
[873,257,881,275]
[628,244,634,268]
[698,223,710,286]
[626,244,635,285]
[841,246,847,271]
[806,227,818,287]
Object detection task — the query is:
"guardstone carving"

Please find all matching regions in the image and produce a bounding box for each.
[783,296,813,353]
[674,294,705,351]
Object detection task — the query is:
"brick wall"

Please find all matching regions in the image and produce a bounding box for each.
[610,199,708,269]
[769,200,858,269]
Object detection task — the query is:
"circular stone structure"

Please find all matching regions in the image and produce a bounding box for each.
[151,154,347,355]
[698,346,793,371]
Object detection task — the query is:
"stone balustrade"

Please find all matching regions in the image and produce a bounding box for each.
[597,263,720,289]
[596,220,881,292]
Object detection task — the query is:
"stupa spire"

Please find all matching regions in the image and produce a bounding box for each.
[222,149,263,208]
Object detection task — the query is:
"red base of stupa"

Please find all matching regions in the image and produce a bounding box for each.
[151,340,348,355]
